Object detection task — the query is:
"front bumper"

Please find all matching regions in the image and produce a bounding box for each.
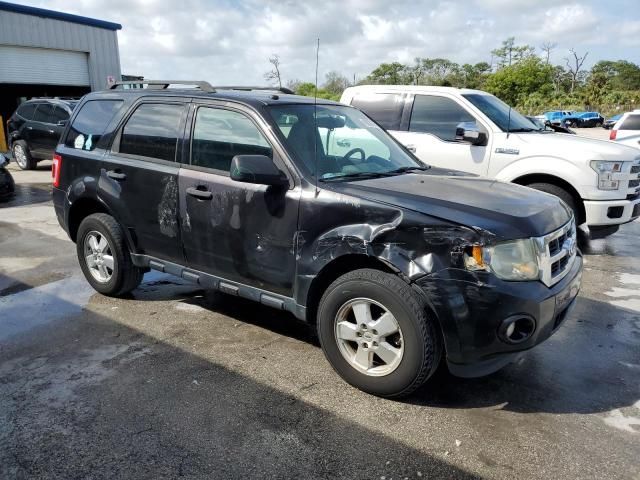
[584,197,640,226]
[415,253,583,377]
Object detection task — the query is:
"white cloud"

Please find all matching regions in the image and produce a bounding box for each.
[14,0,640,85]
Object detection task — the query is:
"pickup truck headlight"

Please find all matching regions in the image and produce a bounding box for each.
[590,161,623,190]
[464,239,540,281]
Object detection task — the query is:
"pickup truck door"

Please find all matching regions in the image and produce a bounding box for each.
[179,104,299,297]
[390,94,491,177]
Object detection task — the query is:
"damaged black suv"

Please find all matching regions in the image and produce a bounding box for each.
[53,81,582,398]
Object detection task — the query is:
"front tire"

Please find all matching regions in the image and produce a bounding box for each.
[76,213,143,296]
[317,269,442,398]
[12,140,36,170]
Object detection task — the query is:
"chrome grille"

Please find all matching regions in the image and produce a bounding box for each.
[535,217,577,287]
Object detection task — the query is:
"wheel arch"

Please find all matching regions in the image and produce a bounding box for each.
[68,197,113,242]
[512,173,586,224]
[304,254,396,324]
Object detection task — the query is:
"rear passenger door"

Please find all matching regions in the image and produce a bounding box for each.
[30,103,57,154]
[179,103,299,297]
[104,100,188,264]
[393,94,490,176]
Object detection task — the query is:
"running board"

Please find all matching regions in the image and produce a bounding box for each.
[130,254,306,321]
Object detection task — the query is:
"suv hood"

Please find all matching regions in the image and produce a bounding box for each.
[325,173,571,239]
[514,132,640,161]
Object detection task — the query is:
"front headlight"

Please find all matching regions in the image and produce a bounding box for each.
[464,239,540,281]
[590,161,624,190]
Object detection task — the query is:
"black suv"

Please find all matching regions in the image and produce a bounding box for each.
[53,81,582,397]
[7,98,77,170]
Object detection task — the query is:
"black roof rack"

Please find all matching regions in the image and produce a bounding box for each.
[212,86,295,95]
[30,96,80,101]
[108,81,296,96]
[109,80,215,93]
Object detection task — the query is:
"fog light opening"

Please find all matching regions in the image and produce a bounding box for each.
[499,316,536,344]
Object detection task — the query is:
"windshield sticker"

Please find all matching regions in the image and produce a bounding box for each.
[495,147,519,155]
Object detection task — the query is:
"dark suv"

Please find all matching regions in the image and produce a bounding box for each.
[52,81,582,398]
[7,98,77,170]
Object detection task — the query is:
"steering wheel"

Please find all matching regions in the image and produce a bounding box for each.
[342,148,366,162]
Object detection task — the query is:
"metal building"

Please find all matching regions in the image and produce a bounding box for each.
[0,1,122,141]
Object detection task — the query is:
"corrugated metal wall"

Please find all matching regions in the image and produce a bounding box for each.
[0,9,120,90]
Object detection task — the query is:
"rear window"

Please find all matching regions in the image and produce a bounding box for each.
[350,93,404,130]
[118,103,184,162]
[65,100,124,151]
[620,114,640,130]
[16,103,37,120]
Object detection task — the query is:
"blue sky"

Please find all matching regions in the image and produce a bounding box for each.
[15,0,640,85]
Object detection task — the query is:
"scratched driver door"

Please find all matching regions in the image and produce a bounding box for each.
[179,104,300,297]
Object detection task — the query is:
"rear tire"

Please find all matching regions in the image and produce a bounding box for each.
[12,140,36,170]
[76,213,143,296]
[526,182,580,222]
[317,268,442,398]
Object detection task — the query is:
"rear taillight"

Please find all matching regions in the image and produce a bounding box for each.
[610,129,617,140]
[52,154,62,187]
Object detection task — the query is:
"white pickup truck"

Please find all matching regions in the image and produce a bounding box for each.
[340,85,640,238]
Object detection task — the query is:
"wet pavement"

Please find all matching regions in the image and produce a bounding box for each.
[1,164,639,479]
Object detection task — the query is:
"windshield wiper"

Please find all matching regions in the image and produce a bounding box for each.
[507,127,536,133]
[319,171,396,182]
[386,166,431,174]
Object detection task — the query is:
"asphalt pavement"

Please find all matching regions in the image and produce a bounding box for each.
[1,159,639,479]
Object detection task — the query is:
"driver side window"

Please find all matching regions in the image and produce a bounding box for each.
[410,95,476,141]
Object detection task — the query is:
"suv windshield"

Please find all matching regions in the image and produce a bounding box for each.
[267,104,425,181]
[463,93,539,132]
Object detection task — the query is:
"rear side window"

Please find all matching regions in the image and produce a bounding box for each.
[409,95,476,141]
[119,104,184,162]
[33,103,56,123]
[51,106,70,123]
[620,114,640,130]
[350,93,404,130]
[65,100,124,151]
[16,103,37,120]
[191,107,272,172]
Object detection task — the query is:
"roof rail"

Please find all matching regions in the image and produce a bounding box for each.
[109,80,215,93]
[212,86,295,95]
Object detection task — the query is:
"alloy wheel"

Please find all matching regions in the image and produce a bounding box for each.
[83,231,115,283]
[13,144,27,169]
[334,297,404,376]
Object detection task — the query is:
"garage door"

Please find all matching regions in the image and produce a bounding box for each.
[0,45,89,86]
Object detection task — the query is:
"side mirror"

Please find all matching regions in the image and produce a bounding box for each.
[544,120,552,127]
[455,122,487,146]
[57,120,68,127]
[0,154,8,168]
[230,155,288,187]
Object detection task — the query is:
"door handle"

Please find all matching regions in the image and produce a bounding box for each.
[336,139,351,147]
[27,126,33,130]
[186,186,213,200]
[406,144,417,153]
[107,170,126,181]
[48,130,55,134]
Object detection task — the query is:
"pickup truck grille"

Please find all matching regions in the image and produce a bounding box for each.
[536,218,577,287]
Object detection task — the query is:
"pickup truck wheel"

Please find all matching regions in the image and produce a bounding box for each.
[76,213,143,297]
[317,269,441,398]
[526,182,579,222]
[12,141,36,170]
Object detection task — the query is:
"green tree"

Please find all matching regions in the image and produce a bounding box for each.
[484,56,554,106]
[366,62,407,84]
[323,71,350,96]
